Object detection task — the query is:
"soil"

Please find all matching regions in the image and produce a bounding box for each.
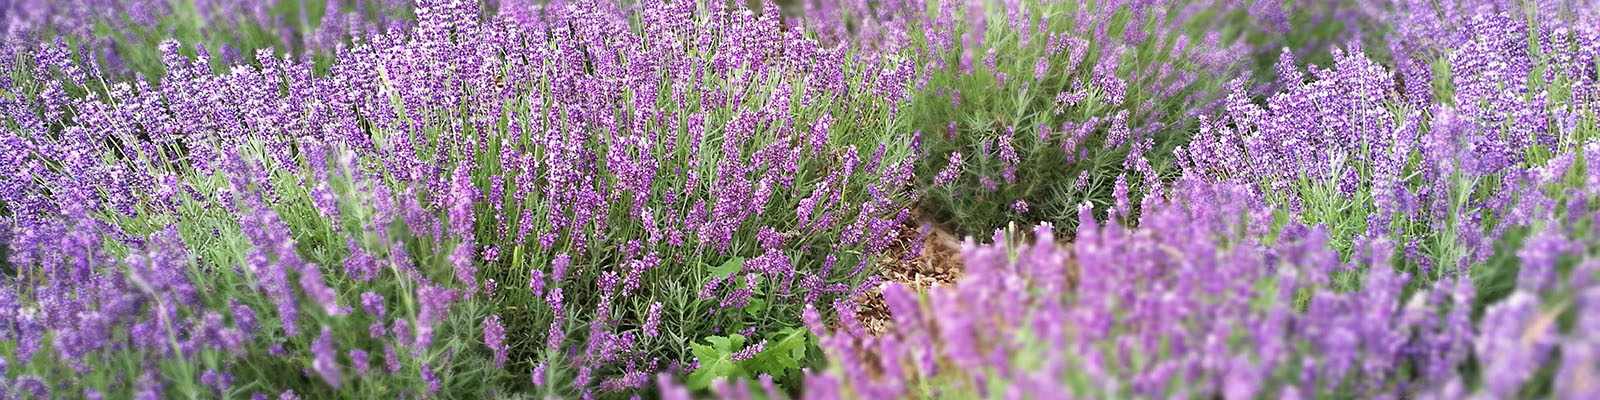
[851,214,1081,336]
[853,210,966,335]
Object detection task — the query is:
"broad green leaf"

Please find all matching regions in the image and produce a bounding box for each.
[744,328,810,379]
[687,339,743,390]
[710,257,746,280]
[690,342,719,364]
[743,298,766,317]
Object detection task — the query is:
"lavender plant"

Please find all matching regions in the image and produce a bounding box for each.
[0,0,917,397]
[1349,0,1599,61]
[1178,12,1599,290]
[0,123,508,398]
[658,178,1454,398]
[467,0,919,393]
[874,0,1231,234]
[815,0,1338,236]
[652,7,1600,397]
[1,0,410,80]
[666,167,1599,398]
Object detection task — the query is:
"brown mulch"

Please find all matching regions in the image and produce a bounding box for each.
[853,210,965,335]
[852,216,1082,336]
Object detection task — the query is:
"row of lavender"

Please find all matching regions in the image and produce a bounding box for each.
[701,4,1600,400]
[1,0,1596,399]
[1,0,923,397]
[2,0,411,79]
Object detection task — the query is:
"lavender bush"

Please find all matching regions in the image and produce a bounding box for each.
[1,0,916,397]
[793,178,1479,398]
[1179,12,1599,290]
[1,0,409,79]
[1350,0,1599,61]
[655,3,1600,399]
[674,169,1598,398]
[867,0,1353,235]
[890,0,1245,234]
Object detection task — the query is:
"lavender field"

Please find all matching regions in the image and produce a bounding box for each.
[1,0,1597,398]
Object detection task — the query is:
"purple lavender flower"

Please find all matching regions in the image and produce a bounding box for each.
[933,152,964,186]
[312,327,340,388]
[361,292,386,318]
[385,345,400,374]
[731,340,766,361]
[422,363,441,396]
[484,314,508,368]
[350,349,370,377]
[551,253,571,283]
[644,302,664,338]
[414,284,458,350]
[529,269,546,297]
[201,369,234,395]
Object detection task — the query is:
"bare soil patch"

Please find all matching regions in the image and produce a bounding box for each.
[853,210,965,334]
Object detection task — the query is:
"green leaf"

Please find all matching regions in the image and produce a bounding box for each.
[686,343,738,390]
[710,257,746,280]
[708,334,746,352]
[743,298,766,317]
[686,334,748,390]
[690,342,720,364]
[743,328,810,380]
[790,340,807,362]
